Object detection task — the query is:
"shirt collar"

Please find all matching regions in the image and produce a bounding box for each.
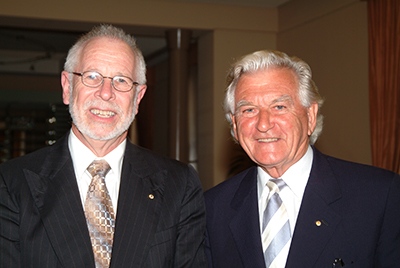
[68,129,126,180]
[257,145,313,199]
[281,145,313,199]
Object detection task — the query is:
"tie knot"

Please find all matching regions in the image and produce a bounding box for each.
[87,160,111,178]
[266,178,286,194]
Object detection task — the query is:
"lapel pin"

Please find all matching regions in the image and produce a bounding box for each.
[315,219,329,227]
[149,194,154,199]
[332,258,345,267]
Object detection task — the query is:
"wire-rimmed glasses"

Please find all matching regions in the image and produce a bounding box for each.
[72,71,138,92]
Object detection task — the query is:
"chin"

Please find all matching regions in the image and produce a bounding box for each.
[83,125,127,141]
[72,111,135,141]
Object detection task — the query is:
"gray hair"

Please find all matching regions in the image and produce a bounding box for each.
[224,50,324,145]
[64,24,146,85]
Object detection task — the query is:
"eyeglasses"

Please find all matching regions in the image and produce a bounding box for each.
[72,71,139,92]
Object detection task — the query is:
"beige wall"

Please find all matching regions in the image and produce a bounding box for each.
[1,0,276,33]
[198,29,277,189]
[278,0,371,165]
[0,0,371,189]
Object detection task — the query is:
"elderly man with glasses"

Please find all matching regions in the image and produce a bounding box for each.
[0,24,207,268]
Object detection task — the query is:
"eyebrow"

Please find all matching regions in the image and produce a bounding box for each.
[235,94,293,109]
[236,100,252,109]
[272,95,293,104]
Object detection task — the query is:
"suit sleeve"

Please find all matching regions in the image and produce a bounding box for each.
[374,173,400,267]
[204,226,214,268]
[174,165,208,268]
[0,171,21,268]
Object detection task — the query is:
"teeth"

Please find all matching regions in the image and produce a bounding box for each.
[90,109,115,118]
[258,138,278,143]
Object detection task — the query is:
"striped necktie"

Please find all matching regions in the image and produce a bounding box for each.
[262,178,291,268]
[85,160,115,268]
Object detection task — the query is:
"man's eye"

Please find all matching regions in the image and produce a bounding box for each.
[115,77,128,84]
[87,74,100,80]
[239,107,258,117]
[275,105,285,110]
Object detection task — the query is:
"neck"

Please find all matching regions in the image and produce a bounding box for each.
[262,167,287,179]
[261,144,310,179]
[71,124,127,157]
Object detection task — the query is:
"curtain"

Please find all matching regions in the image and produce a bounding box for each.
[368,0,400,173]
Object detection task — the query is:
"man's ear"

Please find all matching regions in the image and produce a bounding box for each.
[230,113,239,141]
[134,85,147,115]
[61,71,71,105]
[307,102,319,136]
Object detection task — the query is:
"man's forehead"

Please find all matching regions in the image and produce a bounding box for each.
[236,68,298,95]
[77,37,136,74]
[236,94,293,107]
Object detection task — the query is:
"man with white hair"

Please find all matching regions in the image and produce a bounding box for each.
[0,24,207,268]
[204,50,400,268]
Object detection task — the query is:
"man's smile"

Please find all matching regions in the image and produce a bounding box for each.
[90,109,116,118]
[258,138,279,143]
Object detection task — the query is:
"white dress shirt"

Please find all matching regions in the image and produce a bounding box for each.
[257,145,313,267]
[68,129,125,213]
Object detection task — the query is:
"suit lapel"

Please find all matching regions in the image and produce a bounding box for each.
[229,167,266,268]
[110,142,166,267]
[285,148,342,268]
[24,135,94,268]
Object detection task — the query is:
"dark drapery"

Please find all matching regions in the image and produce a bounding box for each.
[368,0,400,173]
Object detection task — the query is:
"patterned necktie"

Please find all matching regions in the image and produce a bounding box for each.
[85,160,115,268]
[262,178,291,268]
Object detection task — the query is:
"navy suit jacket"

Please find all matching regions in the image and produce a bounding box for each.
[204,147,400,268]
[0,133,207,268]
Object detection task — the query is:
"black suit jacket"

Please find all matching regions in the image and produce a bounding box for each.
[0,133,207,267]
[204,147,400,268]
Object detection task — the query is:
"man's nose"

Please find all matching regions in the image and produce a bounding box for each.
[256,110,273,132]
[97,78,115,101]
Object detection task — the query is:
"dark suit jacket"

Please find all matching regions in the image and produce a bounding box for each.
[204,147,400,268]
[0,133,207,268]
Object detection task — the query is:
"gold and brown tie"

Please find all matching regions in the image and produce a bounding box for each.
[85,160,115,268]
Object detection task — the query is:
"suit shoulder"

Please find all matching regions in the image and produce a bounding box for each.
[124,142,198,188]
[315,150,400,188]
[0,145,52,172]
[205,166,257,201]
[128,143,187,169]
[0,145,58,192]
[325,154,397,177]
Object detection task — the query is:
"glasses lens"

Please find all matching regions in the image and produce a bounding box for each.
[113,76,133,92]
[82,71,103,87]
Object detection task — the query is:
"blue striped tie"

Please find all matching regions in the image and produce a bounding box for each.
[262,179,291,268]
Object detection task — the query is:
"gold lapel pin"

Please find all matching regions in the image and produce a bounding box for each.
[315,220,322,227]
[149,194,155,199]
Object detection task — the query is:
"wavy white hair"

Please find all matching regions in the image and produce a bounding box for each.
[224,50,324,145]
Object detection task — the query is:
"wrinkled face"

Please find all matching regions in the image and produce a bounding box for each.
[231,68,318,177]
[62,37,146,141]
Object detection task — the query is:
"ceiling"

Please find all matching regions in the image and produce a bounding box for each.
[0,27,168,75]
[173,0,291,8]
[0,0,291,75]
